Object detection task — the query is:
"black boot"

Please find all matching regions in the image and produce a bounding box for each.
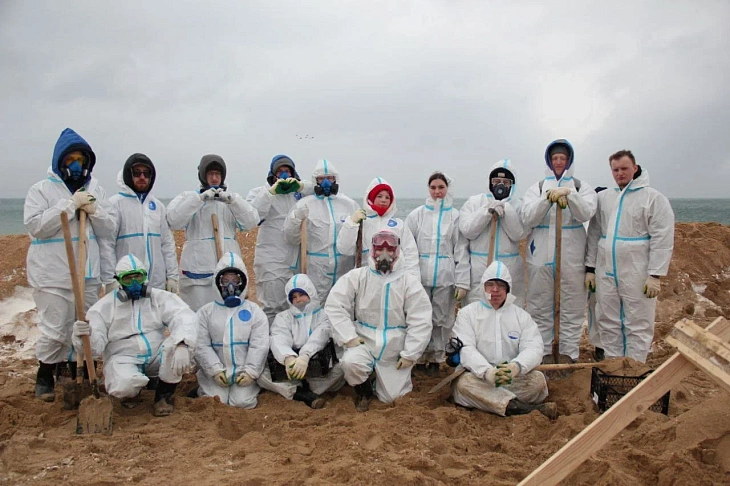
[35,361,56,402]
[293,387,326,409]
[593,347,605,362]
[57,361,74,382]
[505,399,558,420]
[353,379,374,412]
[153,380,178,417]
[425,362,440,376]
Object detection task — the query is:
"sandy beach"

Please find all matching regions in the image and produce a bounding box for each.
[1,223,729,485]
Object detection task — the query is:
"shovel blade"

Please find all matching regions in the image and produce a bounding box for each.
[76,395,114,435]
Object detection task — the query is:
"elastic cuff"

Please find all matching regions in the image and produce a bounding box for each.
[585,266,595,274]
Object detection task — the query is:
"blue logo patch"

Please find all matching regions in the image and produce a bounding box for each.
[387,219,397,227]
[149,201,157,211]
[294,192,303,200]
[340,216,347,223]
[508,331,519,340]
[238,309,252,321]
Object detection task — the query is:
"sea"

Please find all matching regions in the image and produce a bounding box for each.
[1,197,729,236]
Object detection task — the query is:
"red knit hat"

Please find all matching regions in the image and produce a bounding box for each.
[367,184,393,216]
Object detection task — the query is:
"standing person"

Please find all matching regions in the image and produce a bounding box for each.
[167,155,259,311]
[406,172,469,374]
[194,253,270,409]
[325,230,432,412]
[585,186,608,361]
[258,273,345,409]
[585,151,674,363]
[451,261,557,419]
[72,254,197,416]
[246,155,313,323]
[24,128,115,401]
[521,139,597,363]
[460,160,526,307]
[283,159,359,304]
[99,153,179,294]
[339,177,419,276]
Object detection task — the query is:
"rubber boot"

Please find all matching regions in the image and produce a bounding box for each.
[593,347,605,362]
[35,361,56,402]
[153,380,177,417]
[293,387,326,409]
[505,399,558,420]
[353,379,374,412]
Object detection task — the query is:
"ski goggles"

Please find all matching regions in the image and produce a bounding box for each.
[117,270,148,286]
[372,231,400,249]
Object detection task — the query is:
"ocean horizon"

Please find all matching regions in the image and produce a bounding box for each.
[2,197,729,236]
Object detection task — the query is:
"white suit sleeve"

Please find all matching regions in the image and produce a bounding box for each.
[400,224,421,277]
[86,188,116,238]
[399,274,434,362]
[520,182,552,230]
[458,197,492,240]
[98,202,120,284]
[85,298,112,358]
[242,306,270,379]
[336,216,361,257]
[512,308,544,373]
[585,204,603,268]
[270,312,297,363]
[565,182,597,223]
[298,311,333,359]
[159,204,179,280]
[282,200,306,245]
[246,186,272,222]
[647,193,675,276]
[452,306,492,378]
[157,291,197,348]
[452,212,470,289]
[227,193,259,231]
[194,307,226,377]
[405,208,420,242]
[23,185,77,239]
[501,201,526,241]
[324,271,360,347]
[167,192,205,230]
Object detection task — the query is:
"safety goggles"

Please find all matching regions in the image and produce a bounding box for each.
[117,270,147,286]
[132,169,151,178]
[372,232,400,249]
[220,275,242,286]
[316,175,336,183]
[485,280,508,291]
[491,177,512,186]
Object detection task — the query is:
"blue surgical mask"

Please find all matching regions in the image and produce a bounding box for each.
[278,171,291,180]
[68,161,83,179]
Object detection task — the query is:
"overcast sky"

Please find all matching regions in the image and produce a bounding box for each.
[2,1,729,201]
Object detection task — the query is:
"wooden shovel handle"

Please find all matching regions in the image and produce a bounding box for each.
[552,205,563,363]
[211,213,223,262]
[300,218,307,274]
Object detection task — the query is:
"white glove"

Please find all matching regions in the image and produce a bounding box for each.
[217,190,234,204]
[268,180,281,195]
[289,355,310,380]
[170,344,190,376]
[396,356,414,370]
[294,204,309,220]
[643,276,661,298]
[73,320,90,355]
[345,337,365,348]
[489,201,505,218]
[496,361,520,386]
[200,188,217,201]
[545,187,571,202]
[484,367,499,386]
[80,201,97,215]
[214,371,229,387]
[71,190,96,210]
[350,209,367,224]
[236,373,254,387]
[165,278,179,294]
[454,287,468,301]
[585,273,596,292]
[557,196,568,209]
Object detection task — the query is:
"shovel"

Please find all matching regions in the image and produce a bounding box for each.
[300,218,308,274]
[355,223,363,268]
[60,211,113,435]
[552,204,562,364]
[211,213,223,262]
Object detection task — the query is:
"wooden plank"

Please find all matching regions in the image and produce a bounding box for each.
[670,319,730,363]
[518,317,730,486]
[666,337,730,395]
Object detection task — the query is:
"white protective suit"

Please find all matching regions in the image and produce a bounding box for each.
[406,183,470,363]
[585,167,674,362]
[83,254,197,399]
[451,261,548,416]
[339,177,420,276]
[99,155,178,290]
[282,160,359,304]
[459,160,527,307]
[167,156,259,311]
[24,128,115,364]
[194,252,270,409]
[324,243,433,403]
[258,273,345,399]
[246,155,314,323]
[521,141,597,360]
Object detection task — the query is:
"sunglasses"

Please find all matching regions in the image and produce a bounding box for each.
[118,270,147,286]
[132,169,151,178]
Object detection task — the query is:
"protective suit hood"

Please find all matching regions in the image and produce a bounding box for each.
[115,253,149,277]
[212,252,250,302]
[198,154,227,190]
[619,165,649,190]
[487,159,517,202]
[121,153,156,194]
[480,260,516,306]
[367,229,403,274]
[284,273,319,312]
[51,128,96,182]
[544,139,575,179]
[266,154,301,186]
[363,177,397,218]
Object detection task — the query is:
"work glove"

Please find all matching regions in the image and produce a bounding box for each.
[285,178,302,193]
[170,344,191,376]
[454,287,468,301]
[494,362,514,386]
[236,373,255,387]
[545,187,571,202]
[556,196,568,209]
[585,272,596,293]
[643,276,661,298]
[200,188,217,201]
[488,201,506,218]
[350,209,367,225]
[214,371,229,387]
[289,355,310,380]
[484,367,499,387]
[284,356,297,379]
[395,356,414,370]
[293,204,309,220]
[268,179,282,195]
[71,189,96,210]
[72,319,90,353]
[165,278,179,294]
[497,361,520,382]
[217,190,234,204]
[345,337,365,348]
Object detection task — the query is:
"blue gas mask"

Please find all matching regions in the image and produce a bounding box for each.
[314,178,339,197]
[278,171,291,180]
[68,161,84,180]
[222,282,242,307]
[127,281,144,299]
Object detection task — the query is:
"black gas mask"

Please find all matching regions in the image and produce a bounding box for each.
[314,178,339,197]
[489,169,515,201]
[372,231,400,274]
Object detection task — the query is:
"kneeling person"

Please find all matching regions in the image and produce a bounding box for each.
[325,230,433,412]
[259,274,345,408]
[74,254,197,416]
[451,261,557,419]
[194,253,269,409]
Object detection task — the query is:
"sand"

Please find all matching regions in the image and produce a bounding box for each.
[1,223,729,485]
